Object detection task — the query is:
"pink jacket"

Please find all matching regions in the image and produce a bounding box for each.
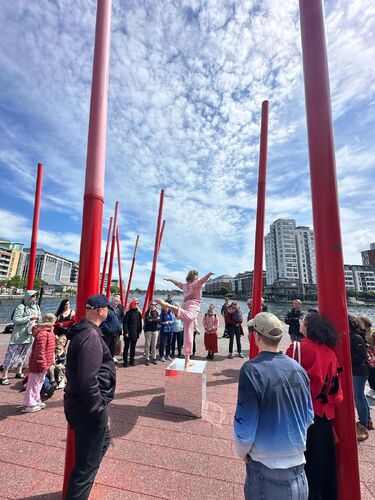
[168,273,211,302]
[203,313,219,333]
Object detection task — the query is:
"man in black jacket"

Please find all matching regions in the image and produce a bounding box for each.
[64,294,116,500]
[285,299,304,341]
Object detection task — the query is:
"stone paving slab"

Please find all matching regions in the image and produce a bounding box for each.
[0,315,374,499]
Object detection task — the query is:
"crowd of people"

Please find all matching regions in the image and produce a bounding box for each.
[0,276,374,500]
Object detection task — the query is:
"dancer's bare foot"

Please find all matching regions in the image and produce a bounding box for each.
[184,356,194,369]
[156,299,166,307]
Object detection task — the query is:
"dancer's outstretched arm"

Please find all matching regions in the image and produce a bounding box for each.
[164,277,184,290]
[197,272,214,286]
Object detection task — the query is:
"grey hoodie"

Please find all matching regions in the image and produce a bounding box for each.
[10,290,41,345]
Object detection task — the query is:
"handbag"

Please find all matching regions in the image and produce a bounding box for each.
[115,338,122,356]
[292,340,301,364]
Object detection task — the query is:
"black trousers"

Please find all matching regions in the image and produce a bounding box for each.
[305,414,337,500]
[228,325,242,354]
[123,338,137,364]
[368,366,375,391]
[102,334,118,357]
[66,408,110,500]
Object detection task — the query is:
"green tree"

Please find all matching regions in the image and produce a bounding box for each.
[7,275,26,289]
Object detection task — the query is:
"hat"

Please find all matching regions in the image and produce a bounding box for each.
[248,312,283,341]
[86,294,111,310]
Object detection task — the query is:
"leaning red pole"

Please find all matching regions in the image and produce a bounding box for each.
[62,0,112,497]
[124,235,140,310]
[299,1,360,499]
[142,217,166,317]
[116,225,124,305]
[106,201,119,299]
[250,101,269,360]
[100,216,113,294]
[27,162,44,290]
[148,190,165,302]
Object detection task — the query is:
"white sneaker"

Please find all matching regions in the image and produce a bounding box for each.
[113,357,119,364]
[366,389,375,400]
[21,405,41,413]
[57,380,65,389]
[37,402,47,409]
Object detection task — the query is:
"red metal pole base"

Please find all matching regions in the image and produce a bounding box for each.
[62,426,75,495]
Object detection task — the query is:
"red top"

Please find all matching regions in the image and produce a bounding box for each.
[29,326,56,373]
[286,337,343,419]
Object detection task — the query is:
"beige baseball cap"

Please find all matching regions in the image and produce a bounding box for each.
[248,312,283,340]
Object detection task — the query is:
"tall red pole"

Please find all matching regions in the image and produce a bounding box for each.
[100,216,113,294]
[27,162,44,290]
[106,201,119,299]
[250,101,269,359]
[116,225,124,305]
[124,235,140,310]
[148,190,165,302]
[142,218,166,317]
[62,0,112,497]
[299,1,360,499]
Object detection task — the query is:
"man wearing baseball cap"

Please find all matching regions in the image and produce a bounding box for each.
[234,312,314,500]
[64,294,116,499]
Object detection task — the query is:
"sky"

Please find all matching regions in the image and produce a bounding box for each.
[0,0,374,289]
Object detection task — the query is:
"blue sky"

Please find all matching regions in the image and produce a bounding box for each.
[0,0,374,289]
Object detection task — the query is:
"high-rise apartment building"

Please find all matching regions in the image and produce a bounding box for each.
[295,226,316,285]
[265,219,316,287]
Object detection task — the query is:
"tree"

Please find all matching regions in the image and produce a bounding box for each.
[34,278,45,289]
[7,275,26,289]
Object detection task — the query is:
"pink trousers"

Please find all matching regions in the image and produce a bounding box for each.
[24,371,46,407]
[177,300,200,357]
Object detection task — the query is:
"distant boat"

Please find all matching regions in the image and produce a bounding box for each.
[225,293,235,299]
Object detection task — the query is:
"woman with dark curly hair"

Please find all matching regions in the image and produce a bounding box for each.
[286,311,343,500]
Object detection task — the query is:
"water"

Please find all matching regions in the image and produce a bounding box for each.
[1,295,374,324]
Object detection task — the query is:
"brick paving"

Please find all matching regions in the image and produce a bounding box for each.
[0,317,374,499]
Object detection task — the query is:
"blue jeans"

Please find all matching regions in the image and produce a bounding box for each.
[353,375,370,426]
[245,458,308,500]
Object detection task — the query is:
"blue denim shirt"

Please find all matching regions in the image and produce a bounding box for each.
[234,352,314,468]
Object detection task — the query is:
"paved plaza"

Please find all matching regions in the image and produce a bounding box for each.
[0,317,374,499]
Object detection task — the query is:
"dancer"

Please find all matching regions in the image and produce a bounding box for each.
[156,270,214,368]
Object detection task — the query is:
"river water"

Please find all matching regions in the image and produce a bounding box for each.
[1,295,374,325]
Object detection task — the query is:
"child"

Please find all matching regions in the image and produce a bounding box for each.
[21,313,56,413]
[203,304,219,360]
[47,334,67,389]
[157,270,214,368]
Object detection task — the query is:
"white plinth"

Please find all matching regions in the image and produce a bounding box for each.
[164,358,207,418]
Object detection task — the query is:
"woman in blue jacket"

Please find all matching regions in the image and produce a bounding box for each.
[159,304,175,362]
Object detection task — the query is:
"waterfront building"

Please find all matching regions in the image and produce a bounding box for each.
[361,243,375,266]
[204,274,233,294]
[232,270,266,298]
[295,226,316,285]
[22,248,73,288]
[0,238,25,279]
[265,219,316,290]
[344,264,375,292]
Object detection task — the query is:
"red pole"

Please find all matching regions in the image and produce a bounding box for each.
[100,216,113,294]
[299,1,360,499]
[142,218,166,317]
[106,201,119,299]
[250,101,269,360]
[62,0,112,497]
[27,162,44,290]
[148,190,165,302]
[124,235,140,310]
[116,225,124,305]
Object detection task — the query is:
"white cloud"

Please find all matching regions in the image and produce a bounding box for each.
[0,0,374,287]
